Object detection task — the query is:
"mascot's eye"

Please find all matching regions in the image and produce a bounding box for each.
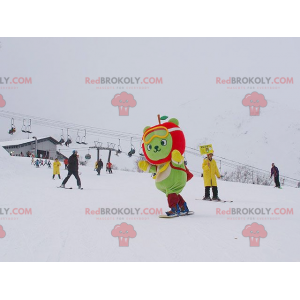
[147,144,152,151]
[161,139,167,146]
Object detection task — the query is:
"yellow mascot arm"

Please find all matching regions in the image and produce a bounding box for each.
[138,161,156,173]
[171,150,184,166]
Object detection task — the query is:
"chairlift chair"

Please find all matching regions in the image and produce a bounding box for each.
[128,137,136,157]
[8,118,16,135]
[59,129,65,144]
[81,130,88,145]
[115,139,122,156]
[139,140,144,156]
[26,119,32,133]
[76,130,82,144]
[21,119,27,133]
[65,129,72,147]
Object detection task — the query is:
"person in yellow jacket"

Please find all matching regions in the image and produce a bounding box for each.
[202,152,221,200]
[53,158,61,180]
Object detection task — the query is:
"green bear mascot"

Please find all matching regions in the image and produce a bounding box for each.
[138,116,193,217]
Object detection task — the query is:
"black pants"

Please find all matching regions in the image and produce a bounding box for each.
[108,168,112,174]
[205,186,218,198]
[274,176,280,188]
[62,170,81,186]
[53,174,61,179]
[97,169,101,175]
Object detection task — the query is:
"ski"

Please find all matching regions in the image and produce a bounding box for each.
[57,187,72,189]
[57,187,83,190]
[195,198,233,203]
[212,199,233,203]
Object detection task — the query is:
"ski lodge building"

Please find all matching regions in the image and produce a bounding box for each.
[0,136,67,160]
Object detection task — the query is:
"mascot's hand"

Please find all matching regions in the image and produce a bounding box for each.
[138,160,149,172]
[172,150,183,164]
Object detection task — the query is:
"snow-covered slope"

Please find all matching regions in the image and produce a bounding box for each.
[175,97,300,180]
[0,152,299,261]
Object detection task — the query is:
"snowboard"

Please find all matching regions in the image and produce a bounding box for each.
[159,211,194,218]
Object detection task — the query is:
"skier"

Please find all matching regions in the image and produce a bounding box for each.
[107,162,113,174]
[47,160,52,168]
[53,158,61,180]
[94,161,98,171]
[64,158,69,170]
[96,159,103,175]
[35,159,40,168]
[60,150,82,189]
[202,152,221,200]
[270,163,280,188]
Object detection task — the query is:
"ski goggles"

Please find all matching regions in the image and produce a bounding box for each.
[142,126,181,144]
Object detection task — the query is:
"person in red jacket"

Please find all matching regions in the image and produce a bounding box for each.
[64,158,69,170]
[106,162,113,174]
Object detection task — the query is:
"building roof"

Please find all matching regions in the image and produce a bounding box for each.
[0,136,60,147]
[56,151,68,160]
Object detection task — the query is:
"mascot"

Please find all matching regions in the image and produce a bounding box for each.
[138,115,193,217]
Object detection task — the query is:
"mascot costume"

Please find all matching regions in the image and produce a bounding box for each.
[138,115,193,217]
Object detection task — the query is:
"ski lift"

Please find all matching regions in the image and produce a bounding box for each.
[128,137,135,157]
[85,149,91,160]
[184,153,188,166]
[21,119,27,133]
[26,119,32,133]
[59,129,65,144]
[65,129,72,147]
[8,118,16,135]
[115,139,122,156]
[139,140,144,156]
[76,130,81,144]
[81,130,88,145]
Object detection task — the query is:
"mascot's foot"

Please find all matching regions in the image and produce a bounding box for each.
[180,202,189,213]
[165,204,180,216]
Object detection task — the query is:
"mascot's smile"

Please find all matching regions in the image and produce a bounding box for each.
[153,146,161,153]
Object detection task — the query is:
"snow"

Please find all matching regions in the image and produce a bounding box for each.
[0,153,299,261]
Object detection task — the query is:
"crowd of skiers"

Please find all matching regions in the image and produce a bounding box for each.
[27,147,284,195]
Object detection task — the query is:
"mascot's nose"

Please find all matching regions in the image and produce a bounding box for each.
[154,145,159,151]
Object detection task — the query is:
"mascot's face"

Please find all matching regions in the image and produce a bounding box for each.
[142,118,186,165]
[143,127,173,161]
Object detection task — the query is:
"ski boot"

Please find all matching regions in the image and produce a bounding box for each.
[60,184,65,188]
[202,196,211,200]
[212,196,221,201]
[180,202,190,214]
[165,204,180,217]
[78,185,82,189]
